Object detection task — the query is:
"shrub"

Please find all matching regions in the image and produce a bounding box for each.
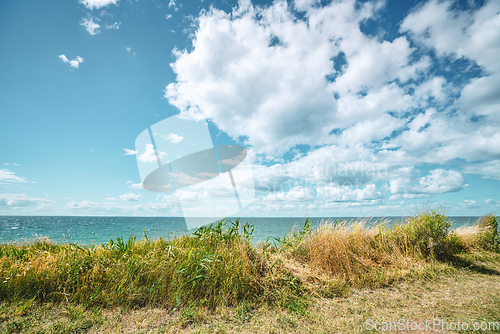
[444,232,465,255]
[475,214,499,251]
[397,210,451,258]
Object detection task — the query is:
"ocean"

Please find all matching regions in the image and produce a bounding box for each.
[0,216,486,245]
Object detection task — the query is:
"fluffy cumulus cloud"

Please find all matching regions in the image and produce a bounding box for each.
[136,144,166,163]
[400,0,500,73]
[79,0,119,10]
[413,169,467,194]
[127,181,143,189]
[165,0,339,156]
[163,133,184,143]
[81,17,101,35]
[161,0,500,214]
[123,148,137,155]
[58,55,84,68]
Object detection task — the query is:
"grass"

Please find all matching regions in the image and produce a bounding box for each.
[0,211,499,333]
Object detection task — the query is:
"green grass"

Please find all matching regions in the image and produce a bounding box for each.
[0,211,498,316]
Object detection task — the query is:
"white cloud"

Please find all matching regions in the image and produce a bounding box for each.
[119,193,143,201]
[0,194,52,207]
[64,200,145,214]
[388,193,428,201]
[331,37,415,95]
[336,113,405,146]
[270,144,402,185]
[401,0,500,72]
[168,0,178,11]
[58,55,84,68]
[414,169,467,194]
[220,150,246,168]
[412,77,454,106]
[127,181,143,189]
[79,0,119,10]
[316,183,382,202]
[69,59,83,68]
[391,107,500,164]
[137,144,166,163]
[0,169,27,184]
[158,0,500,213]
[163,133,184,143]
[65,200,96,210]
[164,0,500,163]
[176,190,203,202]
[334,84,415,129]
[485,199,499,206]
[257,185,314,202]
[123,148,137,155]
[106,22,121,30]
[166,14,172,19]
[165,0,340,155]
[454,73,500,124]
[123,45,136,56]
[81,17,100,35]
[464,160,500,181]
[460,200,478,208]
[172,172,205,186]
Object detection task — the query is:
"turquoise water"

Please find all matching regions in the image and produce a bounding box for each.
[0,216,485,245]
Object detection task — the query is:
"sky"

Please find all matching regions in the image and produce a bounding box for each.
[0,0,499,217]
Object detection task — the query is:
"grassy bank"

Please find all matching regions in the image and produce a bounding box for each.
[1,211,499,333]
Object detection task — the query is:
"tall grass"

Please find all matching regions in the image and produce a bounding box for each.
[0,212,498,310]
[454,214,500,252]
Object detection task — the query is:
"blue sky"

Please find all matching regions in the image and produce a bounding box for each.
[1,0,499,217]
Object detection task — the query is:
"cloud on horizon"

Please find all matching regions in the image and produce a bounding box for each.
[0,193,53,208]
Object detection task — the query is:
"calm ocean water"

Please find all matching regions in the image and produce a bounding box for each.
[0,216,487,245]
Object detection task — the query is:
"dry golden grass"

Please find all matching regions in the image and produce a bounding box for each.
[454,224,487,250]
[289,220,419,285]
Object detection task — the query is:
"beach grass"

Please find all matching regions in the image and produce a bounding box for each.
[0,211,499,332]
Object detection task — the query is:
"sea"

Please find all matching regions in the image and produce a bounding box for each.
[0,216,487,246]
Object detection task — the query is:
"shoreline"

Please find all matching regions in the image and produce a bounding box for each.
[0,215,491,246]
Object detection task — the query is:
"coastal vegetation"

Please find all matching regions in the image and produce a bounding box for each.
[0,210,499,333]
